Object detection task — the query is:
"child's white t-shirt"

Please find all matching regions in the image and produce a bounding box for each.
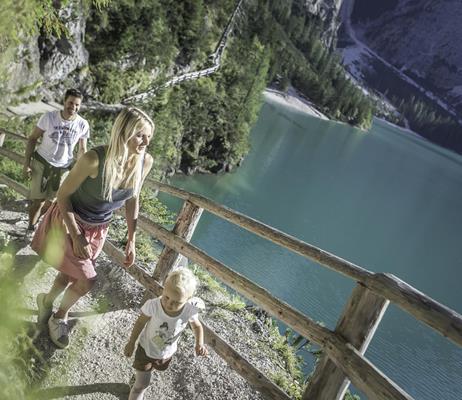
[36,111,90,167]
[139,297,205,360]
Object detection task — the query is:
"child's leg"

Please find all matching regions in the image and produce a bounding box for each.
[128,370,152,400]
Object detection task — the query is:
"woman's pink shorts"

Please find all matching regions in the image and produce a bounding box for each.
[31,202,109,281]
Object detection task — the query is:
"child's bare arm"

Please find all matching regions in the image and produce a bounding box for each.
[190,319,208,357]
[124,313,150,357]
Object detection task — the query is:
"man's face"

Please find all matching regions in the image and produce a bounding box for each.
[63,96,82,118]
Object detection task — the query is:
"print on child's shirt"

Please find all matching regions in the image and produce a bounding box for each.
[151,322,182,351]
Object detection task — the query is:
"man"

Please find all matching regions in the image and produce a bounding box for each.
[23,88,90,231]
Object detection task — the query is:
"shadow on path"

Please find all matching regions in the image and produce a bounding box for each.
[31,382,130,399]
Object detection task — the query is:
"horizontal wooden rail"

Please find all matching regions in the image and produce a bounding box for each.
[0,127,28,142]
[0,146,25,164]
[146,178,462,347]
[103,241,292,400]
[366,273,462,347]
[146,178,373,283]
[0,173,28,196]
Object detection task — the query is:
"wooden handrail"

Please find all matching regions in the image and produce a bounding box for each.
[145,178,462,347]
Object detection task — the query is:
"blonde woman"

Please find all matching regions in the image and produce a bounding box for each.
[31,107,154,348]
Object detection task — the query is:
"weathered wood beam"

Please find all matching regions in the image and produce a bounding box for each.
[152,200,203,284]
[304,284,389,399]
[366,273,462,348]
[325,335,414,400]
[0,128,28,142]
[0,146,24,164]
[0,174,28,197]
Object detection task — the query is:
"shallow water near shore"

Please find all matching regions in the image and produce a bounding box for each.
[160,99,462,399]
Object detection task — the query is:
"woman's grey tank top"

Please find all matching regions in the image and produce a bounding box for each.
[70,146,133,224]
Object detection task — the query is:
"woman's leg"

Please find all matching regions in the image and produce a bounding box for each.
[128,370,152,400]
[37,273,70,325]
[48,278,95,348]
[54,277,96,319]
[44,273,71,304]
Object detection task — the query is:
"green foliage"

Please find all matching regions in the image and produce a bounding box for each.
[139,189,176,227]
[0,238,35,400]
[249,0,374,128]
[218,294,246,312]
[271,371,304,399]
[192,265,227,294]
[269,324,304,381]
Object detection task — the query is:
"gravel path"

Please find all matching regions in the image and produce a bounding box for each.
[1,190,296,400]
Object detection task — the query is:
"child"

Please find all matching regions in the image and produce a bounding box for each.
[124,268,208,400]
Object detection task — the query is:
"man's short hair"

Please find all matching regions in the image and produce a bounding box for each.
[64,88,83,101]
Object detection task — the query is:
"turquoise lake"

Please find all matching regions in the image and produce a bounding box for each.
[159,98,462,399]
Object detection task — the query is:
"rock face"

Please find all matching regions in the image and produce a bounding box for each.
[4,0,89,105]
[352,0,462,113]
[39,1,89,85]
[305,0,344,46]
[3,36,43,105]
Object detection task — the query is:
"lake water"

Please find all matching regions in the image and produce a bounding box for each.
[159,98,462,399]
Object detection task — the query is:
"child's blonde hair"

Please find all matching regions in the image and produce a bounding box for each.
[102,107,155,201]
[165,268,197,298]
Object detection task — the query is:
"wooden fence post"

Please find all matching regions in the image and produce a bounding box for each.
[303,283,389,400]
[151,199,203,285]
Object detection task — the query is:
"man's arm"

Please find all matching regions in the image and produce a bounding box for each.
[124,313,150,357]
[23,126,44,178]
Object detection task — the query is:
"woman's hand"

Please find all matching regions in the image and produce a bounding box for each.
[195,343,208,357]
[22,164,32,179]
[124,239,136,267]
[124,341,136,357]
[71,233,92,259]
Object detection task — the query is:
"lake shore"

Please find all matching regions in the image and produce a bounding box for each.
[263,87,329,120]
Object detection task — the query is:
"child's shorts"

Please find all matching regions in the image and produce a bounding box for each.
[133,344,172,372]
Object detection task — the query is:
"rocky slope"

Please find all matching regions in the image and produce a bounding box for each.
[351,0,462,114]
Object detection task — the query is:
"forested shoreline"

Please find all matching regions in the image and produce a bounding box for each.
[1,0,374,177]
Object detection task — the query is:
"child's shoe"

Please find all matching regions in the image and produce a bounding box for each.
[48,314,69,349]
[36,293,53,326]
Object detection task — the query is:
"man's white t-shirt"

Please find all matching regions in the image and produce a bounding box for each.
[36,111,90,167]
[139,297,205,360]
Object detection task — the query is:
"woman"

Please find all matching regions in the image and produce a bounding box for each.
[31,107,154,348]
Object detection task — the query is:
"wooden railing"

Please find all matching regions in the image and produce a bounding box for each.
[1,127,462,400]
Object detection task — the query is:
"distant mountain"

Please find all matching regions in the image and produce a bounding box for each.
[351,0,462,115]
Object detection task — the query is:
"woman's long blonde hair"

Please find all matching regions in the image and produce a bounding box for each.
[102,107,155,201]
